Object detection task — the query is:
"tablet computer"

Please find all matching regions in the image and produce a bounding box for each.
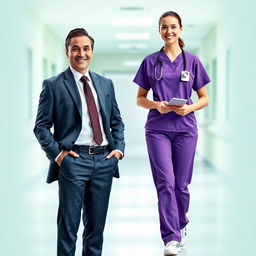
[168,97,188,106]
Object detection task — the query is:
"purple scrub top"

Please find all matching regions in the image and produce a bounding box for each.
[133,50,211,132]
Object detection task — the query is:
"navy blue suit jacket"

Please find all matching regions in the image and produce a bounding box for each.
[34,67,125,183]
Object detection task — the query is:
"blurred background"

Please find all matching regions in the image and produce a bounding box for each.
[0,0,255,255]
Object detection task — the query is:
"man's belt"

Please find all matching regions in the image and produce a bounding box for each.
[72,145,108,155]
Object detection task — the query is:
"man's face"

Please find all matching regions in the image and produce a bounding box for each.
[66,36,93,74]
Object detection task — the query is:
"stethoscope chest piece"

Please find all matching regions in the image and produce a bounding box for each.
[181,70,190,82]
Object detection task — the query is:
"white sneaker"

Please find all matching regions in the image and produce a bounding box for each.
[164,240,181,255]
[180,227,187,247]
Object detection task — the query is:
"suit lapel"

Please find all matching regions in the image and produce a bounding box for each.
[63,67,82,118]
[89,71,107,118]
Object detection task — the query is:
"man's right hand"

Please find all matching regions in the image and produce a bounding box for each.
[56,150,79,167]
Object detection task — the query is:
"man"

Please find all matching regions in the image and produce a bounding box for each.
[34,28,125,256]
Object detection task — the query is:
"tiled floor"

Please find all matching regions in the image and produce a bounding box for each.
[26,153,230,256]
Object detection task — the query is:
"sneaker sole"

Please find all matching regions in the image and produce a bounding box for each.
[164,248,182,255]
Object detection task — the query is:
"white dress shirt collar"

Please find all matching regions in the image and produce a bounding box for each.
[70,66,91,82]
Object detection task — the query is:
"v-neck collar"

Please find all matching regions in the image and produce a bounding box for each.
[161,50,183,65]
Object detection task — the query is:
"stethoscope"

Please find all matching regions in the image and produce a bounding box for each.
[154,46,190,82]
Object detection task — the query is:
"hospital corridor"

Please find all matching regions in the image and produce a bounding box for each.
[1,1,256,256]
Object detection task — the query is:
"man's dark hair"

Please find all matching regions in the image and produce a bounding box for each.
[65,28,95,50]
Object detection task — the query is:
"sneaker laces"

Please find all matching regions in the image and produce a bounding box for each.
[166,241,180,248]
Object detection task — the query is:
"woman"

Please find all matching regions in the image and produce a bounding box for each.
[133,11,211,255]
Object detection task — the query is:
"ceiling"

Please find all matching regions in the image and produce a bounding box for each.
[26,0,225,54]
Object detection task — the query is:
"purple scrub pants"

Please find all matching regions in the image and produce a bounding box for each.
[145,129,198,244]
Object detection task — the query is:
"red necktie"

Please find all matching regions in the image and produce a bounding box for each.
[80,76,103,145]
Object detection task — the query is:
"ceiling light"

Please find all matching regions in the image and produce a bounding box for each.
[119,6,145,11]
[115,33,151,40]
[123,60,141,67]
[112,17,153,27]
[118,43,148,49]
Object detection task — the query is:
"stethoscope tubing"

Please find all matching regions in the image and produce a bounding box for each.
[154,47,187,80]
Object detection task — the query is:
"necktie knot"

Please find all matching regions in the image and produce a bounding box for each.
[80,75,89,83]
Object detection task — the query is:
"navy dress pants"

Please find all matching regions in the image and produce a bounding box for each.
[57,147,117,256]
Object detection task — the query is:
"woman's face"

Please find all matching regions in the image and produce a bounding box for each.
[159,16,182,46]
